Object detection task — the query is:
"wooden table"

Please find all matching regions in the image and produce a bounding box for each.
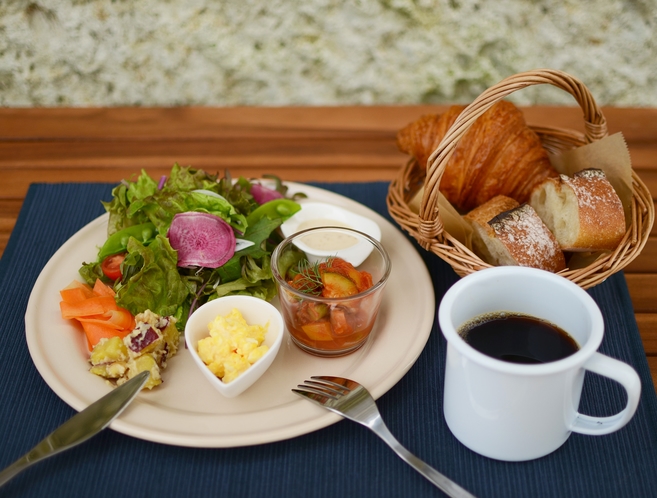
[1,105,656,389]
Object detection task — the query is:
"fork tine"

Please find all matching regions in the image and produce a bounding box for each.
[311,376,363,394]
[293,384,339,399]
[291,388,333,404]
[303,379,349,396]
[309,376,353,393]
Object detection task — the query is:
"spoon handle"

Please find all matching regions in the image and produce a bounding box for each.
[0,371,149,488]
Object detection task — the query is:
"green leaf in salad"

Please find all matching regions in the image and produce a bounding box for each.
[102,176,155,236]
[103,165,248,236]
[262,174,308,201]
[216,172,256,216]
[212,255,277,301]
[137,189,247,234]
[80,164,302,331]
[167,163,220,191]
[114,235,190,322]
[179,216,282,314]
[214,216,282,282]
[79,260,107,286]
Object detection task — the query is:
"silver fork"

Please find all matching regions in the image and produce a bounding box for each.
[293,376,476,498]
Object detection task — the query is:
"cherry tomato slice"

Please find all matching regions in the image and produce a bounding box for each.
[101,253,126,281]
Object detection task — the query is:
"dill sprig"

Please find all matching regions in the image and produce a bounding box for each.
[288,257,336,295]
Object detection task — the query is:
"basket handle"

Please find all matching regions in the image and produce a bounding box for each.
[418,68,608,243]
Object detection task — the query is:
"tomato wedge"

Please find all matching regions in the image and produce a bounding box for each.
[101,253,126,281]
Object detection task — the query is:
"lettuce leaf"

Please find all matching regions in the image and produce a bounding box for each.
[115,235,190,321]
[210,253,277,301]
[213,216,280,282]
[140,190,247,233]
[102,170,159,235]
[82,165,299,330]
[102,165,249,236]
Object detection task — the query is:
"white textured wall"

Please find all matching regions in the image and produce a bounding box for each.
[1,0,656,107]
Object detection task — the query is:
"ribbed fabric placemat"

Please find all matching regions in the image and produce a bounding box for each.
[1,182,656,498]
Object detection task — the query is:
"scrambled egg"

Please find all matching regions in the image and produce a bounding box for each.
[197,308,269,383]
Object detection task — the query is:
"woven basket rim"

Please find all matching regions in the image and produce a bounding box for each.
[386,69,655,289]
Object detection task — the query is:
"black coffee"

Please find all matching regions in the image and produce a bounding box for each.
[459,312,579,364]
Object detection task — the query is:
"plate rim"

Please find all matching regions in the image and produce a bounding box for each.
[24,182,435,448]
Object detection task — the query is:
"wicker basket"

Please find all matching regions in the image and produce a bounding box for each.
[387,69,654,289]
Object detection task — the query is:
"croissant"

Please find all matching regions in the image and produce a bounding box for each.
[396,101,558,212]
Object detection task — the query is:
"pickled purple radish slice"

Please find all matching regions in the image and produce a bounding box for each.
[168,212,236,268]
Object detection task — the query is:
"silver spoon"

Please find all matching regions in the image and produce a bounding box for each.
[0,371,150,488]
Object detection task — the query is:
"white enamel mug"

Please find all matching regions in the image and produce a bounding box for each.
[438,266,641,461]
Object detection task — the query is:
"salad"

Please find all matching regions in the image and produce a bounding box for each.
[78,164,303,332]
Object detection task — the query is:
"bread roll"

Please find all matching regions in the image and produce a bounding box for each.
[529,168,626,252]
[464,196,566,272]
[397,101,559,212]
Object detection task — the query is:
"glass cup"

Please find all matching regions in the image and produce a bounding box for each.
[271,226,391,357]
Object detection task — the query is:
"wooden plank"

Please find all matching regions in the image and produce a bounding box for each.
[2,105,656,141]
[0,137,399,164]
[583,107,657,142]
[626,145,657,171]
[0,199,21,256]
[636,314,657,354]
[625,237,657,273]
[626,274,657,313]
[0,158,653,206]
[0,106,447,139]
[0,164,400,201]
[632,170,657,207]
[647,356,657,391]
[0,199,22,220]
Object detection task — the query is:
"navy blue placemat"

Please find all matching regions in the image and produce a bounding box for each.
[1,182,656,498]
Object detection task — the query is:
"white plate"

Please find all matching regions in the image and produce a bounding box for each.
[25,183,435,448]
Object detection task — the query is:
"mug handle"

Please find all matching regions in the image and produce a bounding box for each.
[571,352,642,435]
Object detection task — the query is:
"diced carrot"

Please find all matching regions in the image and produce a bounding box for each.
[80,320,131,350]
[60,280,95,304]
[59,296,119,320]
[92,278,116,298]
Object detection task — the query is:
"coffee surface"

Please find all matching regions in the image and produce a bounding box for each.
[459,312,579,364]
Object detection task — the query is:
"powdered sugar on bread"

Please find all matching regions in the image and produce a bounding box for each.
[489,204,566,272]
[530,168,625,251]
[464,196,566,272]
